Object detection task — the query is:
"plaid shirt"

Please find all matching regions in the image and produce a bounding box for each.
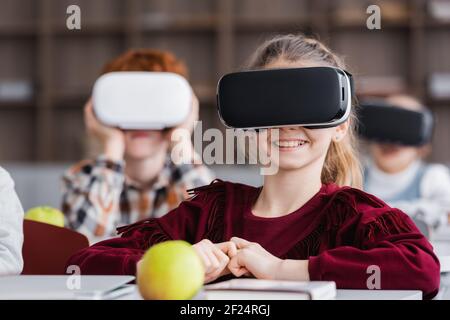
[62,155,214,240]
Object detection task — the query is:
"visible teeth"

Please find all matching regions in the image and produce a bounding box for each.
[274,140,307,147]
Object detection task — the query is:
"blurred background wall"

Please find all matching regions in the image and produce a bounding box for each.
[0,0,449,210]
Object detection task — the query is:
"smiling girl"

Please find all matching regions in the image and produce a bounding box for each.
[67,35,440,298]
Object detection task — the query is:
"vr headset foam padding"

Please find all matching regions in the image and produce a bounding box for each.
[93,72,192,130]
[358,102,434,146]
[217,67,354,129]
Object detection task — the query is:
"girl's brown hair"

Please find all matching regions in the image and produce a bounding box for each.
[247,34,362,188]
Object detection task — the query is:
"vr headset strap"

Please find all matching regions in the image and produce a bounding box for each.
[343,70,355,98]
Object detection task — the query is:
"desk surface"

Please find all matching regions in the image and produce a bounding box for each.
[335,289,422,300]
[117,285,423,300]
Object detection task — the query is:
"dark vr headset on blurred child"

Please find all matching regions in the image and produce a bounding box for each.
[216,66,354,129]
[93,72,192,130]
[358,101,434,146]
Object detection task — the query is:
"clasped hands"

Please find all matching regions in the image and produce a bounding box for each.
[192,237,283,284]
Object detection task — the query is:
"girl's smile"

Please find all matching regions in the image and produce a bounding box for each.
[273,138,310,152]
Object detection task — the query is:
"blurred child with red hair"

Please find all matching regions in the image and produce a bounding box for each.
[62,49,213,241]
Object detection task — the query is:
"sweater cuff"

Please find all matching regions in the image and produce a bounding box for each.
[308,255,323,281]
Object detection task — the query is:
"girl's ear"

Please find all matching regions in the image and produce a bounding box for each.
[332,121,349,142]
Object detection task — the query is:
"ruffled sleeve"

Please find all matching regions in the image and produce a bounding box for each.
[66,180,227,275]
[307,188,441,299]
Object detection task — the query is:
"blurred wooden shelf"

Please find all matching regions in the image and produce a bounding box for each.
[235,17,309,32]
[0,101,35,109]
[52,22,125,36]
[1,0,449,162]
[0,24,37,37]
[330,19,410,31]
[52,92,87,108]
[425,19,450,29]
[49,82,217,107]
[426,98,450,107]
[192,84,216,104]
[141,15,217,32]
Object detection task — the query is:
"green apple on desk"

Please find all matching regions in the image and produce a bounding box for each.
[24,206,65,228]
[137,240,204,300]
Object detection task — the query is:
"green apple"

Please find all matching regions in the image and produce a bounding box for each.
[137,240,204,300]
[25,206,65,228]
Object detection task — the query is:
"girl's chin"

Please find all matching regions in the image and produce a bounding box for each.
[274,164,308,172]
[125,148,159,159]
[126,141,162,151]
[378,151,401,159]
[272,159,310,171]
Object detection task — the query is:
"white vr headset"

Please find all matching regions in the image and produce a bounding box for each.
[92,72,192,130]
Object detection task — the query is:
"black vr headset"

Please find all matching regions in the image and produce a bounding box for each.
[358,101,434,146]
[217,66,354,129]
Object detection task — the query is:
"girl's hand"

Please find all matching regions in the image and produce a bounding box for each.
[84,98,125,161]
[228,237,282,279]
[168,93,201,165]
[177,92,199,134]
[192,239,238,284]
[229,237,310,281]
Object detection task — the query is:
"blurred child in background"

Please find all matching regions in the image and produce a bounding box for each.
[0,166,24,275]
[62,49,214,241]
[364,94,450,232]
[68,35,440,299]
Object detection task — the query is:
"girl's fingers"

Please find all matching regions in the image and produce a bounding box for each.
[194,245,212,273]
[201,253,213,274]
[198,239,255,282]
[203,245,228,282]
[204,246,220,271]
[213,247,230,271]
[84,100,94,118]
[84,106,93,125]
[228,254,249,277]
[207,250,229,280]
[213,246,229,262]
[231,265,249,277]
[230,237,251,249]
[86,100,93,111]
[216,241,237,258]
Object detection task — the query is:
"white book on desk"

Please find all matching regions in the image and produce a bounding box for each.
[203,279,336,300]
